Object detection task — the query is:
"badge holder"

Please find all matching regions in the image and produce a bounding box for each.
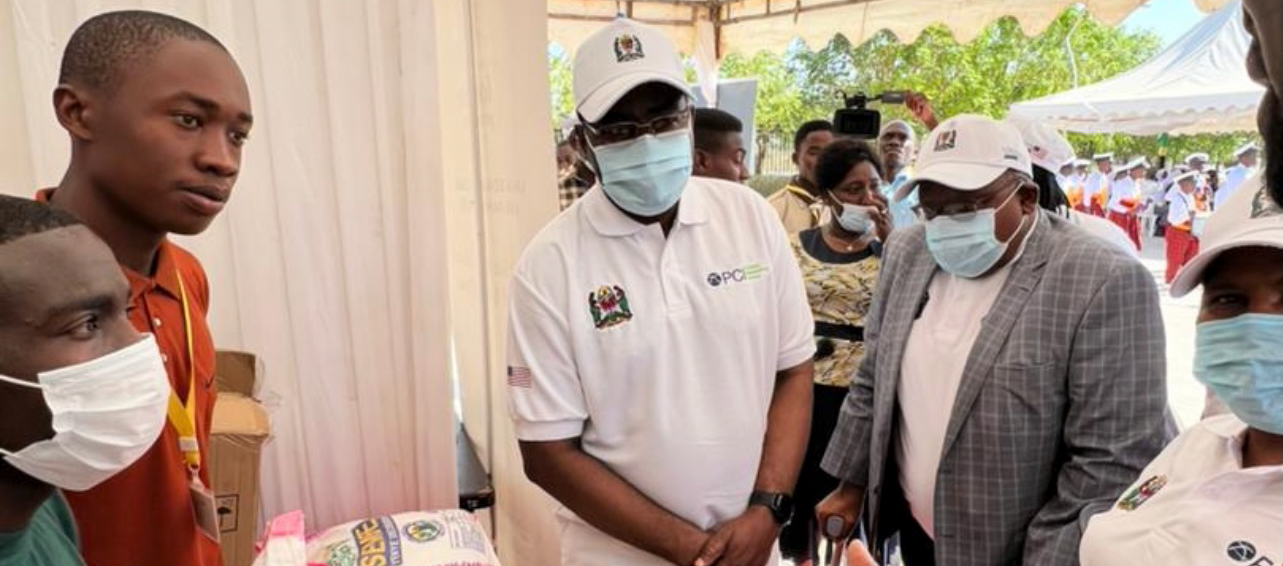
[182,444,221,543]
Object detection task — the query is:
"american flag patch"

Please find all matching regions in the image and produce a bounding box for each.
[507,366,533,388]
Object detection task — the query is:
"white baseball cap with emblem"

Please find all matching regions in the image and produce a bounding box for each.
[894,114,1032,202]
[1171,172,1283,296]
[573,17,694,123]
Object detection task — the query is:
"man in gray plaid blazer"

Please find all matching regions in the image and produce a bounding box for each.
[817,115,1170,566]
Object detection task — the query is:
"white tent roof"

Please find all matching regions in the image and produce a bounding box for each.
[1009,0,1263,135]
[548,0,1234,57]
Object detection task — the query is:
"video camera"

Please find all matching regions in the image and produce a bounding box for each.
[832,91,907,139]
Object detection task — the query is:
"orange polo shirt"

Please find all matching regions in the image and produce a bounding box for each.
[38,190,222,566]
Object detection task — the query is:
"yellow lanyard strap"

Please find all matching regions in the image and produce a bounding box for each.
[166,271,201,472]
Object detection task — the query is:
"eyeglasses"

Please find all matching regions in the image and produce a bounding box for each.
[913,179,1024,221]
[583,106,692,145]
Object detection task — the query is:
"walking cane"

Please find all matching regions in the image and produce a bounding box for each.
[810,515,852,566]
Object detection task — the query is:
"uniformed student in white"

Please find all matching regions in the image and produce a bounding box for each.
[1080,174,1283,566]
[1083,153,1114,216]
[1216,142,1260,209]
[506,17,816,566]
[1106,157,1149,250]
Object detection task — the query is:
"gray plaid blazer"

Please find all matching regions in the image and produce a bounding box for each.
[821,212,1170,566]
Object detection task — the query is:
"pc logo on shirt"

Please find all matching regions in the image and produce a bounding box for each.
[1227,541,1257,562]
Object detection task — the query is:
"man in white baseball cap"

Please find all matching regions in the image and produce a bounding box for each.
[1165,170,1209,283]
[818,115,1168,566]
[508,17,815,566]
[1216,141,1261,209]
[1079,174,1283,566]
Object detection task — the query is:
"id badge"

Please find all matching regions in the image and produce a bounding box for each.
[190,477,222,543]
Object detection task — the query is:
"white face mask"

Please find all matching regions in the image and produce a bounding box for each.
[0,335,169,491]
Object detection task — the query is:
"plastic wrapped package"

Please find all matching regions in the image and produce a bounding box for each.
[254,510,501,566]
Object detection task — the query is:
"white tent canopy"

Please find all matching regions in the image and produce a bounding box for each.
[1009,0,1263,135]
[548,0,1234,57]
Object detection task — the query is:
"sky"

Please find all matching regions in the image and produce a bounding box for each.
[1120,0,1210,47]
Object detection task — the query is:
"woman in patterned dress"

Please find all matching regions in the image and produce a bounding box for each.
[779,138,892,564]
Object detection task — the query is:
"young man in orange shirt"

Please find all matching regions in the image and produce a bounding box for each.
[39,11,252,566]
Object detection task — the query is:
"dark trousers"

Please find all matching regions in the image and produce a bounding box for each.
[779,383,850,560]
[879,458,936,566]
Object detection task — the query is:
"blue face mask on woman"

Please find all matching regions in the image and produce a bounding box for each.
[1194,313,1283,434]
[832,198,875,236]
[590,129,693,217]
[924,187,1028,278]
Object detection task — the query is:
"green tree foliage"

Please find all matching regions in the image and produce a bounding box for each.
[549,8,1258,167]
[549,46,575,131]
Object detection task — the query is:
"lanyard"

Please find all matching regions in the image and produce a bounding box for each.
[166,270,201,473]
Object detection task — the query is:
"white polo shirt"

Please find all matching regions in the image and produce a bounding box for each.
[1080,414,1283,566]
[507,177,816,566]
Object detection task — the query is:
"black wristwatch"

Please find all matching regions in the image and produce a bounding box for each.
[748,491,794,525]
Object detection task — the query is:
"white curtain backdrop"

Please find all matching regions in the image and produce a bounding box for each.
[0,2,561,557]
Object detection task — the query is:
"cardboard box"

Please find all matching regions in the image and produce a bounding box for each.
[211,351,271,566]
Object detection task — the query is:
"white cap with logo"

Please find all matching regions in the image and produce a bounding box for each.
[894,114,1031,202]
[1171,172,1283,296]
[573,18,693,123]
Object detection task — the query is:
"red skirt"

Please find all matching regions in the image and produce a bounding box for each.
[1108,210,1142,250]
[1165,228,1200,283]
[1090,201,1106,217]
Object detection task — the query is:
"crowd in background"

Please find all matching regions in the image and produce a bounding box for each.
[535,14,1281,566]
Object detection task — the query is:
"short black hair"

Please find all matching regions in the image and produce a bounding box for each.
[59,10,227,94]
[694,108,743,152]
[815,138,883,192]
[0,196,82,247]
[793,120,834,153]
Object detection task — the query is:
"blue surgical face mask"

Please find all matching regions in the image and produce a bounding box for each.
[590,129,693,217]
[925,188,1027,278]
[1194,313,1283,434]
[832,197,875,235]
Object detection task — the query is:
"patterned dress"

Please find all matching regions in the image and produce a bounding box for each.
[790,230,880,387]
[778,226,882,560]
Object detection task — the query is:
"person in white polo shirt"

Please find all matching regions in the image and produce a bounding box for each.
[814,115,1168,566]
[506,17,816,566]
[1216,142,1260,209]
[1080,174,1283,566]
